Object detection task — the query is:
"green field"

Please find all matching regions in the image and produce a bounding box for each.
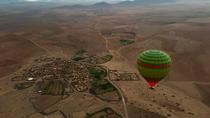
[89,66,116,95]
[36,80,65,95]
[89,66,107,80]
[86,107,122,118]
[71,50,87,61]
[15,82,35,90]
[98,54,113,63]
[119,39,134,46]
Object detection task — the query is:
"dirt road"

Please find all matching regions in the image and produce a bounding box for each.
[93,19,129,118]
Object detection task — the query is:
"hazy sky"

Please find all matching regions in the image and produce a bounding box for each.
[22,0,210,4]
[24,0,131,3]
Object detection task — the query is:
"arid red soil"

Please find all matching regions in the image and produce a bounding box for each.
[0,3,210,118]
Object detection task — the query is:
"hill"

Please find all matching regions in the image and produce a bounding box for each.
[1,2,210,118]
[117,0,176,6]
[90,2,112,9]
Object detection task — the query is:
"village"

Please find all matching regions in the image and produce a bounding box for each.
[10,52,140,118]
[12,56,90,94]
[109,70,139,81]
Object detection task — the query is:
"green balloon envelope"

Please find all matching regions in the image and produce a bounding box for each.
[137,50,172,88]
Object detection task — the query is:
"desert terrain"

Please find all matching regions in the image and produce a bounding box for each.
[0,2,210,118]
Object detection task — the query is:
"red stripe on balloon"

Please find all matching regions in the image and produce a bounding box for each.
[144,78,161,87]
[137,60,170,69]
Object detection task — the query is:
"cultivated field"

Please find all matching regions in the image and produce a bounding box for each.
[0,2,210,118]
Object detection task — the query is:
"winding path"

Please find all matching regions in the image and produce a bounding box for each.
[26,38,49,53]
[93,19,129,118]
[106,72,129,118]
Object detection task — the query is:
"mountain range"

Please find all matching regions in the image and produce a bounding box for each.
[0,0,176,5]
[117,0,176,6]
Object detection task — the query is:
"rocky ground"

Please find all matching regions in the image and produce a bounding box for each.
[1,2,210,118]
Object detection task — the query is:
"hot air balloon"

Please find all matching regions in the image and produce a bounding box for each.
[137,50,172,88]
